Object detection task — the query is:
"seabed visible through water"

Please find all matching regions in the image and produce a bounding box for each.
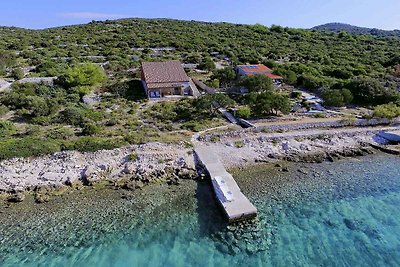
[0,153,400,266]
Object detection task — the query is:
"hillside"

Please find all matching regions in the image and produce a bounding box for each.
[0,18,399,160]
[313,23,400,37]
[0,18,400,81]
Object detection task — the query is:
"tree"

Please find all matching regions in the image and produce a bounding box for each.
[60,64,106,88]
[11,68,24,80]
[194,94,235,116]
[348,77,399,105]
[322,89,345,107]
[246,92,291,116]
[322,88,353,107]
[341,88,354,104]
[285,70,297,85]
[212,67,236,87]
[198,57,216,71]
[239,74,274,92]
[0,50,17,76]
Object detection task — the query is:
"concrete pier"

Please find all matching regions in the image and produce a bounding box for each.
[195,147,257,223]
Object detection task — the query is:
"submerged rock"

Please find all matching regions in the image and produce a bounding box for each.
[7,193,25,203]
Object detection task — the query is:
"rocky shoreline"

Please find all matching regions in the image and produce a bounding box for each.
[0,123,398,203]
[0,142,197,203]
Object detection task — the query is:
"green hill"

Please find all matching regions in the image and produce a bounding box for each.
[0,18,399,91]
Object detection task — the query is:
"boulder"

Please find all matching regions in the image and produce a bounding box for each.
[35,193,50,203]
[7,192,25,203]
[81,165,99,185]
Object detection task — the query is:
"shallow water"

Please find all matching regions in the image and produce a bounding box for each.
[1,154,400,266]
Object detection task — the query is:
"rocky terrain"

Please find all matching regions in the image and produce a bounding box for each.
[0,142,197,201]
[197,125,398,167]
[1,121,398,202]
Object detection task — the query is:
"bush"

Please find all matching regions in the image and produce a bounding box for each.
[348,77,399,105]
[0,121,16,137]
[81,122,101,136]
[0,105,9,116]
[60,64,106,88]
[31,116,54,126]
[0,138,61,160]
[341,114,357,125]
[182,121,204,132]
[236,106,251,118]
[60,104,103,126]
[284,70,297,85]
[128,152,138,161]
[313,112,326,118]
[373,103,400,119]
[322,89,353,107]
[47,127,75,140]
[198,57,215,71]
[60,105,87,126]
[234,140,244,148]
[290,91,302,99]
[11,68,24,80]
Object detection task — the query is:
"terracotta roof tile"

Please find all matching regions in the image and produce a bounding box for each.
[237,64,283,80]
[237,64,273,74]
[142,60,189,85]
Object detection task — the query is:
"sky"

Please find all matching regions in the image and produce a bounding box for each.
[0,0,399,30]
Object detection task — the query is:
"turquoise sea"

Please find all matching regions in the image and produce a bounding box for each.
[0,153,400,267]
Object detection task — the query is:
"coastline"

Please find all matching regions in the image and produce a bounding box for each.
[1,151,400,266]
[0,120,399,203]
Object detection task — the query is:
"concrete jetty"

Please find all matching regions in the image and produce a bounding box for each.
[195,147,257,223]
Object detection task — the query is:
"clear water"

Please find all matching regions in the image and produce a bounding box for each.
[1,154,400,267]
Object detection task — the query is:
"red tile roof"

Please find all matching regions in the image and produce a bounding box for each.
[142,60,189,88]
[237,64,272,74]
[237,64,283,80]
[265,73,283,80]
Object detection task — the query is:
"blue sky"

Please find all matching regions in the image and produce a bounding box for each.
[1,0,399,30]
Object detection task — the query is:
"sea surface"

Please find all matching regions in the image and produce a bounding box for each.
[0,153,400,267]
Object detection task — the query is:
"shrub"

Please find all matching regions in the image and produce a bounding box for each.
[313,112,326,118]
[81,122,101,136]
[60,105,87,126]
[124,128,160,144]
[60,64,106,88]
[210,135,220,143]
[0,105,9,116]
[0,138,61,160]
[182,121,204,132]
[47,127,75,140]
[236,106,251,118]
[341,114,357,125]
[234,140,244,148]
[348,77,399,105]
[11,68,24,80]
[0,121,16,137]
[128,152,138,161]
[373,103,400,119]
[31,116,54,126]
[290,91,302,99]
